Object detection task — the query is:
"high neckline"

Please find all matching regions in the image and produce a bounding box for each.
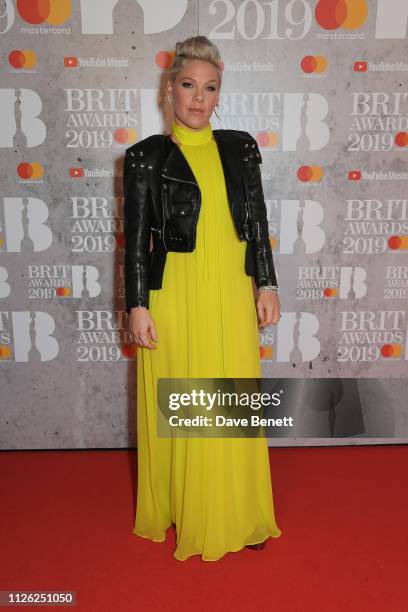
[171,119,213,146]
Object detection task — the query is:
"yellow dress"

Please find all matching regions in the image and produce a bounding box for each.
[133,119,282,561]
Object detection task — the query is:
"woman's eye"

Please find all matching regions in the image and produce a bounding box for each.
[181,83,216,91]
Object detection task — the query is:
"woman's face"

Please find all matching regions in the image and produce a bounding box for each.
[168,59,220,130]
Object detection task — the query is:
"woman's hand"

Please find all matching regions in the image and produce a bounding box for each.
[128,307,158,349]
[256,292,281,328]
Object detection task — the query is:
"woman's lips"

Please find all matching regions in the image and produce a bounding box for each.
[189,108,204,113]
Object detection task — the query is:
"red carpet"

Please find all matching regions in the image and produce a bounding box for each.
[0,445,406,611]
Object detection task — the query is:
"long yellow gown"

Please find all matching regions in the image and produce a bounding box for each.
[133,119,282,561]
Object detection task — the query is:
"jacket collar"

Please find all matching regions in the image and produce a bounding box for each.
[161,131,245,204]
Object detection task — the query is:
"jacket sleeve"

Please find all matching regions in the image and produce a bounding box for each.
[123,149,152,312]
[245,134,278,289]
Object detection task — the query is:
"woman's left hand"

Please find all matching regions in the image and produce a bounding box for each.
[256,291,281,327]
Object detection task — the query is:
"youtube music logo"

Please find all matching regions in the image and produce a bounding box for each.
[64,57,78,68]
[70,168,84,178]
[354,61,367,72]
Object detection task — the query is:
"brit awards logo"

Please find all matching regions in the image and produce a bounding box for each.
[342,199,408,255]
[75,310,136,362]
[0,89,46,147]
[64,88,138,148]
[260,312,320,362]
[348,92,408,152]
[337,310,408,362]
[384,266,408,300]
[296,266,368,300]
[266,199,326,255]
[213,92,330,152]
[0,311,59,362]
[70,195,123,253]
[26,265,102,299]
[0,197,52,253]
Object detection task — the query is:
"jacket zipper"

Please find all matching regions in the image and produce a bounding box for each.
[242,176,250,240]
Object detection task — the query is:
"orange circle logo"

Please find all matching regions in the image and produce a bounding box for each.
[9,50,37,69]
[17,162,44,180]
[315,0,368,31]
[155,50,175,70]
[300,56,327,74]
[297,165,323,182]
[395,132,408,147]
[114,128,137,145]
[17,0,71,25]
[256,132,278,148]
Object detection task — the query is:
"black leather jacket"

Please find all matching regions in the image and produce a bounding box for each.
[123,128,278,312]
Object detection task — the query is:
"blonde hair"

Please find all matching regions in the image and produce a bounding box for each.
[168,35,222,87]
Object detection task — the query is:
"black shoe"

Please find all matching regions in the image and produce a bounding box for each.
[245,540,266,550]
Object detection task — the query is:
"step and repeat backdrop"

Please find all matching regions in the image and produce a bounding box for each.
[1,0,408,449]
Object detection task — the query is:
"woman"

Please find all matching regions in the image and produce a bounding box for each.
[124,35,282,561]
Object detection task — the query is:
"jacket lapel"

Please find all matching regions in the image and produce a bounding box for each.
[213,131,245,207]
[161,132,245,209]
[161,136,198,184]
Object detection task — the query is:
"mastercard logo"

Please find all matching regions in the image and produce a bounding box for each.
[9,49,36,69]
[388,236,408,250]
[315,0,368,31]
[64,56,78,68]
[156,50,176,70]
[122,344,138,359]
[354,61,367,72]
[260,345,273,360]
[300,56,327,74]
[114,128,137,145]
[70,168,84,178]
[17,162,44,180]
[380,344,402,358]
[297,165,323,182]
[323,288,337,298]
[56,288,71,297]
[17,0,71,25]
[255,132,278,148]
[395,132,408,147]
[0,346,12,360]
[348,170,361,180]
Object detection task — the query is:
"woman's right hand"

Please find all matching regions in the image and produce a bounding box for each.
[128,307,158,349]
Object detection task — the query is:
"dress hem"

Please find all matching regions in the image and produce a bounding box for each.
[132,524,283,562]
[173,529,283,562]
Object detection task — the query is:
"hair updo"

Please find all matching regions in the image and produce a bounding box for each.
[168,35,223,86]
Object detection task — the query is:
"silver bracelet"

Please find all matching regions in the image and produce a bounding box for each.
[258,285,279,294]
